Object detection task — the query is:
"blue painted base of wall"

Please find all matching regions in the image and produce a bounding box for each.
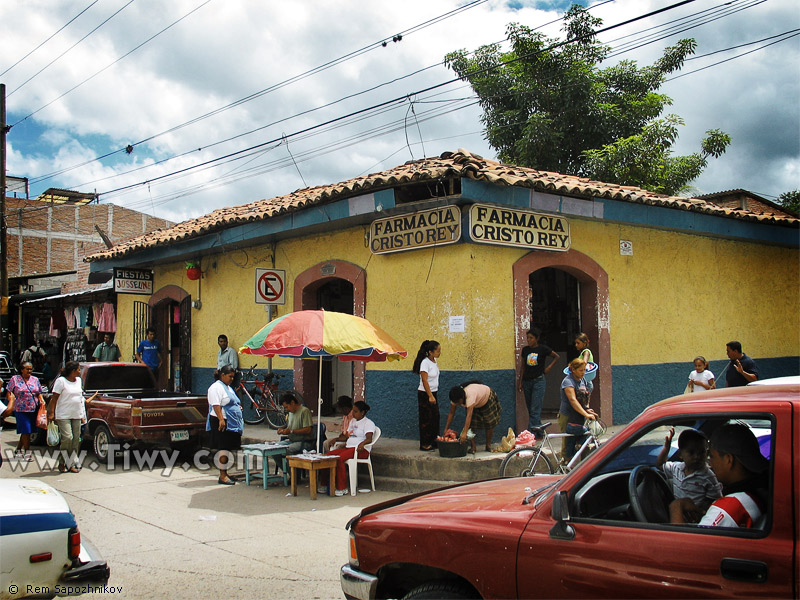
[611,356,799,423]
[366,370,517,443]
[193,356,798,441]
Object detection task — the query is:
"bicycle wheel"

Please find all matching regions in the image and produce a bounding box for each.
[240,387,266,425]
[260,390,288,429]
[499,445,555,477]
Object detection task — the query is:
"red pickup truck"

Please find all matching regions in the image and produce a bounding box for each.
[341,382,799,599]
[81,362,208,460]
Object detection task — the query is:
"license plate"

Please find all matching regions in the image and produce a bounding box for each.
[170,430,189,442]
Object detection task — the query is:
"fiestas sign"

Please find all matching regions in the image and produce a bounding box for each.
[369,206,460,254]
[113,268,154,295]
[468,204,570,251]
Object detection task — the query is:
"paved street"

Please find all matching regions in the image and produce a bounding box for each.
[0,426,402,600]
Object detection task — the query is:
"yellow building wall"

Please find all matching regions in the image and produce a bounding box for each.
[115,217,799,374]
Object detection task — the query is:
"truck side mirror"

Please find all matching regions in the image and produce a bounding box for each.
[549,491,575,540]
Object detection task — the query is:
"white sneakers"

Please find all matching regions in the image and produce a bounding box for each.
[317,486,348,496]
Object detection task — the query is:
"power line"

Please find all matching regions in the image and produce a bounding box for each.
[27,0,490,185]
[11,0,214,122]
[95,0,702,200]
[0,0,100,78]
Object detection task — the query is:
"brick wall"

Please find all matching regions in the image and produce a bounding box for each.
[5,197,173,292]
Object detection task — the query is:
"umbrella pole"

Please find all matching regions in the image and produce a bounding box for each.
[317,357,323,452]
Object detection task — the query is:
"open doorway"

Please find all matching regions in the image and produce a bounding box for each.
[513,249,610,429]
[529,268,581,415]
[317,279,354,415]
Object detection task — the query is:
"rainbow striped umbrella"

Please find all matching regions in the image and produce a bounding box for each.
[239,310,406,447]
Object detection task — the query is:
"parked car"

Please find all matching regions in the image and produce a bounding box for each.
[341,383,798,599]
[0,479,110,599]
[80,362,208,460]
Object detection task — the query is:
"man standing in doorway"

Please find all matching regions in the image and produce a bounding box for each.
[217,334,239,387]
[93,333,121,362]
[725,341,759,387]
[518,328,560,430]
[136,327,162,381]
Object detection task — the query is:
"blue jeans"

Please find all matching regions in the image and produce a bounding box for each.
[564,423,589,461]
[522,376,546,430]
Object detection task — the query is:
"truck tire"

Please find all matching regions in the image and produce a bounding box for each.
[93,424,117,462]
[402,582,477,599]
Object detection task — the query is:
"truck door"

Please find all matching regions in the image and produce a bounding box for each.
[518,407,795,599]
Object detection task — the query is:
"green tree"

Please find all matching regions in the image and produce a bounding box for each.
[777,190,800,213]
[444,5,730,195]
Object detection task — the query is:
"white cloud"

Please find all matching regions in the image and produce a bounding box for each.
[1,0,797,222]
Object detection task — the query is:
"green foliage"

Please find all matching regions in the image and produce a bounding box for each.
[444,4,729,194]
[777,190,800,213]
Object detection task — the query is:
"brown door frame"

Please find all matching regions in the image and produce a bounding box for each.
[148,285,190,392]
[513,249,611,426]
[293,261,367,412]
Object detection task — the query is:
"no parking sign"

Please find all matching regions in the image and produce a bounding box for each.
[254,269,286,305]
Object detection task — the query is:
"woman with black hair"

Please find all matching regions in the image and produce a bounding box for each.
[446,382,502,454]
[412,340,441,452]
[206,365,243,485]
[320,400,376,496]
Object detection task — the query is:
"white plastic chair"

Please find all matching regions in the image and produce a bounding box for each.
[345,426,381,496]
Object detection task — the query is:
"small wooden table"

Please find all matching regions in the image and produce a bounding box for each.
[287,455,338,500]
[242,443,289,489]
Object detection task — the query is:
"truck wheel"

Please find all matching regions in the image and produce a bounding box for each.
[402,582,477,599]
[93,424,117,462]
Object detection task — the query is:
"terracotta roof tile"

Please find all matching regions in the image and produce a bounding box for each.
[86,149,799,262]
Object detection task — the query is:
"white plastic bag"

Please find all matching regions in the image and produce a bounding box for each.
[47,422,60,447]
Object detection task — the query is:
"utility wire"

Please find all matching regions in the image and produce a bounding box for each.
[11,0,213,122]
[28,0,609,186]
[95,0,702,199]
[26,0,775,212]
[0,0,100,77]
[8,0,137,98]
[20,0,488,159]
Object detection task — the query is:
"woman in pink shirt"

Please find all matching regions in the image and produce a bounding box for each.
[445,381,502,454]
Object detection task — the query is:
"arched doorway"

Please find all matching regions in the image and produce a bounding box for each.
[134,285,192,392]
[293,261,367,414]
[513,249,611,429]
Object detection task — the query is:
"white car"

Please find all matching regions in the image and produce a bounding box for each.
[0,479,110,599]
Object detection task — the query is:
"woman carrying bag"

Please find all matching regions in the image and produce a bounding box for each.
[6,361,46,462]
[48,361,98,473]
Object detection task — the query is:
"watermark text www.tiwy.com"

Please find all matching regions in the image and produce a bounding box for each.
[3,447,257,476]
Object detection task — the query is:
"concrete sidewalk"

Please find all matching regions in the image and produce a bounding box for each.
[241,415,629,493]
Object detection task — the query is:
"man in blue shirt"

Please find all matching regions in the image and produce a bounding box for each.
[725,341,759,387]
[136,328,162,380]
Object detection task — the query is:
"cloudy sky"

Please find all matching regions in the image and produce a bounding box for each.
[2,0,798,223]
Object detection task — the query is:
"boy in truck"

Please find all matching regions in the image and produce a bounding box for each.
[669,423,768,528]
[657,427,721,522]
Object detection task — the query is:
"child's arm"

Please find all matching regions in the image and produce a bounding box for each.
[656,427,675,469]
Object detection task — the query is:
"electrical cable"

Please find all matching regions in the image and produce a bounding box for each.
[0,0,100,78]
[11,0,213,121]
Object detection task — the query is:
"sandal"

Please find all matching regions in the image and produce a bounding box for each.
[68,466,80,473]
[58,464,67,473]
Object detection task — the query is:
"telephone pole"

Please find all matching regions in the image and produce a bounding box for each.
[0,83,8,352]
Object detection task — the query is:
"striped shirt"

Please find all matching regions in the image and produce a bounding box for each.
[699,492,763,528]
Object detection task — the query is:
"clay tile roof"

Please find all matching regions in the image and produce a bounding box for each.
[86,149,799,263]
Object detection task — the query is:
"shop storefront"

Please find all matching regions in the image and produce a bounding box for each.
[85,150,800,438]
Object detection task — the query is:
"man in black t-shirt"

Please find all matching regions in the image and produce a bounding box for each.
[518,328,560,431]
[725,341,759,387]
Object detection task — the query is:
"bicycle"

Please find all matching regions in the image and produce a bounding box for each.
[498,419,606,477]
[236,365,303,429]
